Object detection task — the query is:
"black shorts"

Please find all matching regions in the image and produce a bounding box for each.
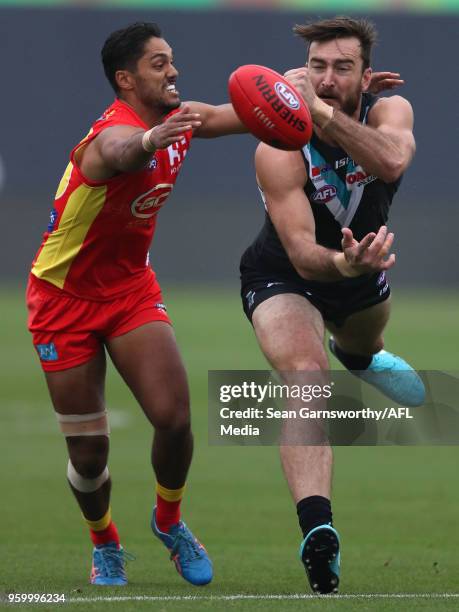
[241,270,390,328]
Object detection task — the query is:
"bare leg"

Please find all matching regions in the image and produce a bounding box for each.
[106,321,213,586]
[45,350,110,521]
[106,322,192,489]
[252,294,339,594]
[252,294,333,503]
[326,299,391,356]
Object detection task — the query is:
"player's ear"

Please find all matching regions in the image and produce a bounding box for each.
[115,70,135,92]
[361,67,372,93]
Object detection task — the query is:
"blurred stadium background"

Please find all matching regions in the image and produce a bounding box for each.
[1,0,458,610]
[1,1,458,286]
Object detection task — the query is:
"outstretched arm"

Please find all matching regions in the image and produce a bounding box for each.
[256,143,395,282]
[79,106,202,181]
[186,101,247,138]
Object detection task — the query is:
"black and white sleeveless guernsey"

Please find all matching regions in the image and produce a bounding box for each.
[240,92,402,285]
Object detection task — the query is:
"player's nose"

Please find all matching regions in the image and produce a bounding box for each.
[321,67,335,88]
[167,63,179,78]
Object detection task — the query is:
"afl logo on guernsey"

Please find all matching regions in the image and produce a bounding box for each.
[274,82,300,110]
[312,185,337,204]
[131,183,173,219]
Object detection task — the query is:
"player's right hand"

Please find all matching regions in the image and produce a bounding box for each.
[335,225,396,277]
[147,105,202,149]
[284,67,317,110]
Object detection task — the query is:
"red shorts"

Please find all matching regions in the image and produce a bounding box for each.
[26,272,171,372]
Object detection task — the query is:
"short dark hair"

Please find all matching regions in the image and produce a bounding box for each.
[101,22,162,93]
[293,16,377,70]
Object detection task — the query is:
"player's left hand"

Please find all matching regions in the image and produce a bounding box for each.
[339,225,396,276]
[367,71,404,94]
[284,67,317,109]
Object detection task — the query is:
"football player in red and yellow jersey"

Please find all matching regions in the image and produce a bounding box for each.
[27,22,245,587]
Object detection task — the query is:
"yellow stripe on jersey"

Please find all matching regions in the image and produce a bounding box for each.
[55,162,73,200]
[32,182,107,289]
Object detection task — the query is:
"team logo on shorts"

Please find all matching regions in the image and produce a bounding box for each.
[377,271,389,296]
[35,342,58,361]
[266,282,284,288]
[245,290,256,309]
[154,303,167,312]
[131,184,173,219]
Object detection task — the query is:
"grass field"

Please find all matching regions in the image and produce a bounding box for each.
[1,286,458,611]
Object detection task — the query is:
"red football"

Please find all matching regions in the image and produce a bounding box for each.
[228,64,313,151]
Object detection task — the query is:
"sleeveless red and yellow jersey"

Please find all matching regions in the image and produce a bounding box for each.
[31,99,192,300]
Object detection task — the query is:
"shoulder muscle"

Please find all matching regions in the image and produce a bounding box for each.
[368,95,414,130]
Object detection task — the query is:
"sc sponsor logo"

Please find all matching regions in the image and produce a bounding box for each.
[312,185,337,204]
[274,82,300,110]
[131,183,173,219]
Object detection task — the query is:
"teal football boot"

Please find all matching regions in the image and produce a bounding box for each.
[329,337,425,407]
[300,524,340,594]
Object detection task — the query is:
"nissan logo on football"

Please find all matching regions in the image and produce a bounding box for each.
[131,183,173,219]
[274,82,300,110]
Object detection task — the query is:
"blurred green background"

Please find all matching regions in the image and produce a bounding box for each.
[1,287,458,610]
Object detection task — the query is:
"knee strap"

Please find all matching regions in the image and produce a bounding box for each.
[56,411,110,437]
[67,460,109,493]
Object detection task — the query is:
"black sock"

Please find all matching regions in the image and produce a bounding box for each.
[297,496,333,538]
[331,338,372,370]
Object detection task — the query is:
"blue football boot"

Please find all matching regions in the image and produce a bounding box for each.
[329,337,425,407]
[90,542,133,586]
[300,524,340,594]
[151,507,213,586]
